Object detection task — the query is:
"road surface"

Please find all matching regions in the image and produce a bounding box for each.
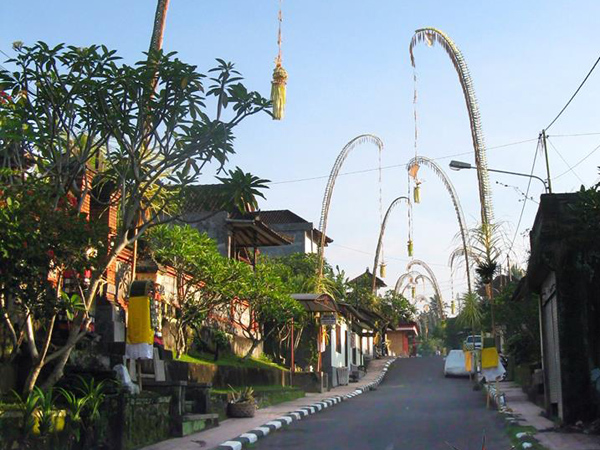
[255,356,511,450]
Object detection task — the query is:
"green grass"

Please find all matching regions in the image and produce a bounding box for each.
[175,351,288,371]
[211,385,302,395]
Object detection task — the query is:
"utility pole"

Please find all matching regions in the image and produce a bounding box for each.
[541,130,553,194]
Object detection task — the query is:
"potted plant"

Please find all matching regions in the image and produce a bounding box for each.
[226,386,256,418]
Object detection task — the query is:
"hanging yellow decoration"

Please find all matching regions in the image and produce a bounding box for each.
[379,262,387,278]
[413,184,421,204]
[411,285,416,299]
[271,64,288,120]
[408,239,414,257]
[270,1,287,120]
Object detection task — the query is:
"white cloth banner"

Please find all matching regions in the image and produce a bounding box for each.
[125,343,153,360]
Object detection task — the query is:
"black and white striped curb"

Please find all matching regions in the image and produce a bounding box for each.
[216,359,396,450]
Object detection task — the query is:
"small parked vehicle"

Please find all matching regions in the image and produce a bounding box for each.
[464,334,482,350]
[444,350,469,377]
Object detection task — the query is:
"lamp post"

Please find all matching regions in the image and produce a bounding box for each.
[449,160,549,193]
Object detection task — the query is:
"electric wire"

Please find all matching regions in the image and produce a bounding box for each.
[507,139,540,256]
[552,141,600,181]
[329,242,448,267]
[549,132,600,138]
[270,137,538,185]
[546,137,585,184]
[545,55,600,131]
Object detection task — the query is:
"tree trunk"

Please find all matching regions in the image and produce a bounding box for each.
[243,339,261,361]
[23,314,57,393]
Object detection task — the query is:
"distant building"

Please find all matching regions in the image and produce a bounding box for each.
[181,187,292,266]
[247,210,333,257]
[349,268,387,290]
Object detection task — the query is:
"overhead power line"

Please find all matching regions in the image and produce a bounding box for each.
[271,137,538,185]
[549,132,600,138]
[508,138,541,256]
[546,138,584,184]
[553,141,600,181]
[545,55,600,131]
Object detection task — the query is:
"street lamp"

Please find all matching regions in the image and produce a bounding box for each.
[449,160,549,193]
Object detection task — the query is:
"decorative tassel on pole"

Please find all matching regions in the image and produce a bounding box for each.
[413,184,421,204]
[408,239,414,257]
[270,0,287,120]
[379,262,387,278]
[271,64,288,120]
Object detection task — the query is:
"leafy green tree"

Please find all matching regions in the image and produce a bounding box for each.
[272,253,347,300]
[456,291,483,339]
[482,281,540,365]
[230,258,304,360]
[216,167,270,213]
[378,290,416,328]
[146,224,246,357]
[346,275,378,310]
[0,181,107,392]
[0,43,270,390]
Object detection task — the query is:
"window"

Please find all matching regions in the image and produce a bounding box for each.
[335,324,342,354]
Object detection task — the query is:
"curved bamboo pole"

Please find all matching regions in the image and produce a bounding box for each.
[395,271,436,300]
[407,155,472,293]
[409,27,493,227]
[317,134,385,280]
[394,271,422,295]
[371,196,410,292]
[406,259,445,319]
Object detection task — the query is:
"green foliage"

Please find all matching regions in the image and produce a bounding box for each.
[456,291,483,332]
[271,253,346,301]
[146,224,245,356]
[228,385,255,404]
[483,282,540,365]
[0,181,107,363]
[346,275,378,309]
[1,377,108,449]
[216,167,270,213]
[440,317,465,350]
[175,351,288,371]
[232,258,305,359]
[0,41,270,389]
[572,178,600,233]
[378,290,416,328]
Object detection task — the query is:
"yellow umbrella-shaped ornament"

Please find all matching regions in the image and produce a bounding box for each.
[271,1,288,120]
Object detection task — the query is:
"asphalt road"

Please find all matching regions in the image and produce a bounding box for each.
[255,356,512,450]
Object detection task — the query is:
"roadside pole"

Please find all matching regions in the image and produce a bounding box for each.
[541,130,553,193]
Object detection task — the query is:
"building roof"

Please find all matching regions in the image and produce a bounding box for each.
[394,323,419,336]
[291,293,338,313]
[247,210,333,245]
[226,217,292,247]
[181,184,229,214]
[349,268,387,288]
[337,302,376,330]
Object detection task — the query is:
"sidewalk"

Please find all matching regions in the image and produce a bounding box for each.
[142,357,396,450]
[498,382,600,450]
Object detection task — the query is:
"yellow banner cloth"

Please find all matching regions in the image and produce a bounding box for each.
[482,347,499,369]
[465,351,473,372]
[127,296,153,345]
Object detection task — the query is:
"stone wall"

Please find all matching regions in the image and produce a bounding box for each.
[167,360,288,388]
[98,393,171,450]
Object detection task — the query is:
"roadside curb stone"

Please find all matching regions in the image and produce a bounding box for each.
[215,358,395,449]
